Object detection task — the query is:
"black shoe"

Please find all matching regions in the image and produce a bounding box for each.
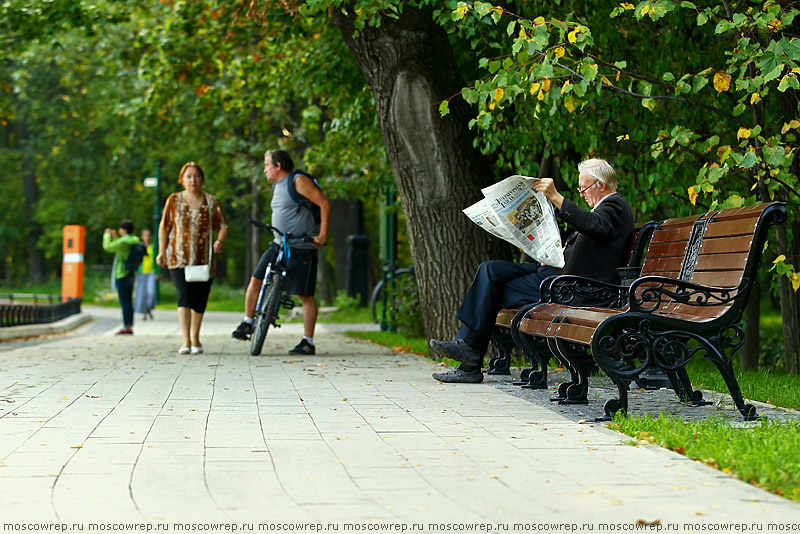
[289,339,315,355]
[232,321,253,340]
[432,367,484,384]
[429,339,482,366]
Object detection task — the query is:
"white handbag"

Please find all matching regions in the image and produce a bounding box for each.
[185,195,213,283]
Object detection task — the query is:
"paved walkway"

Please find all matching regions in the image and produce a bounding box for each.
[1,307,799,531]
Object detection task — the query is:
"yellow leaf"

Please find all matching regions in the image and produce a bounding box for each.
[737,127,751,139]
[713,71,731,93]
[564,97,576,113]
[561,80,571,94]
[554,46,565,58]
[536,90,545,101]
[621,2,635,9]
[768,19,782,32]
[751,93,761,104]
[541,79,551,92]
[774,254,787,264]
[494,87,505,102]
[601,75,613,86]
[489,102,497,110]
[529,82,541,94]
[688,186,698,206]
[568,30,578,43]
[781,120,800,134]
[533,16,546,26]
[641,5,650,16]
[791,273,800,292]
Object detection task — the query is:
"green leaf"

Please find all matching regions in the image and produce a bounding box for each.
[764,63,785,83]
[614,61,627,69]
[787,39,800,61]
[764,145,786,167]
[778,75,800,92]
[439,100,450,117]
[697,12,708,26]
[692,75,709,93]
[507,20,517,36]
[741,151,757,169]
[581,63,598,82]
[759,51,782,76]
[680,1,696,8]
[662,72,675,82]
[642,98,656,111]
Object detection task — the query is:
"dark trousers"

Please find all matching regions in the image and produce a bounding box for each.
[455,260,556,356]
[116,274,135,328]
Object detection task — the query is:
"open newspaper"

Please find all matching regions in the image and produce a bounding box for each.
[463,175,564,268]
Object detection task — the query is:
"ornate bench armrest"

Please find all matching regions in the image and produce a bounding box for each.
[629,275,743,313]
[546,275,629,308]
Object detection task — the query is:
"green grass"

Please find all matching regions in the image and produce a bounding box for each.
[685,358,800,411]
[609,413,800,502]
[346,330,430,356]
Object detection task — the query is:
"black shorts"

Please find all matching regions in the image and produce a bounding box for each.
[252,243,318,297]
[169,268,213,314]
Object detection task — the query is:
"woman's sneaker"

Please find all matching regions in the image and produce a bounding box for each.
[231,321,253,340]
[289,339,315,355]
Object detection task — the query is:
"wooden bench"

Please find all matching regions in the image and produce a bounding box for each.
[488,221,659,393]
[509,202,786,420]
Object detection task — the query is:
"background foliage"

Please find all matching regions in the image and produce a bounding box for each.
[1,0,797,368]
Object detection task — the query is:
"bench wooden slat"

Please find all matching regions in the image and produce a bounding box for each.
[520,317,558,336]
[649,226,693,245]
[690,271,743,288]
[694,252,750,271]
[552,322,596,344]
[642,256,685,273]
[698,235,752,254]
[703,217,759,238]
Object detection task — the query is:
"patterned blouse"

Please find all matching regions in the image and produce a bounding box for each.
[162,191,228,276]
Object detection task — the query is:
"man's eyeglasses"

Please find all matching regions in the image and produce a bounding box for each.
[577,181,598,194]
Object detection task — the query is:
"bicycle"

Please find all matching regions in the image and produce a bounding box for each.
[369,264,415,327]
[247,220,314,356]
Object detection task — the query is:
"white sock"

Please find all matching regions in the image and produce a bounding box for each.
[304,336,314,345]
[244,317,254,324]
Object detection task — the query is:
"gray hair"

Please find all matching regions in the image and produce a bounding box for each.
[578,158,618,191]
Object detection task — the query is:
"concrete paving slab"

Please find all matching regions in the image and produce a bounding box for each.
[0,305,799,531]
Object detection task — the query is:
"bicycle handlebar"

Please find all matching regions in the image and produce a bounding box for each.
[248,220,315,243]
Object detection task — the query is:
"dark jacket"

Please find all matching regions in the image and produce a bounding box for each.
[556,192,635,284]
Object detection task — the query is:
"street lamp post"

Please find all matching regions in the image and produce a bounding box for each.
[144,160,163,304]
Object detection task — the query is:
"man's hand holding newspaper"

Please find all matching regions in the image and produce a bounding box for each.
[463,175,564,268]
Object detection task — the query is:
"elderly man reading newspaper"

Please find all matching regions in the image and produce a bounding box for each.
[430,158,635,384]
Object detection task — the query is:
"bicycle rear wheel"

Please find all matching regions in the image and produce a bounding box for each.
[250,276,282,356]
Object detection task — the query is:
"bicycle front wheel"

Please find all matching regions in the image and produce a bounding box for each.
[250,276,282,356]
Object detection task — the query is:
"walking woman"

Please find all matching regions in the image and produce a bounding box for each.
[134,227,156,321]
[156,162,228,354]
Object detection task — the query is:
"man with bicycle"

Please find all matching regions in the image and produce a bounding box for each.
[232,149,332,355]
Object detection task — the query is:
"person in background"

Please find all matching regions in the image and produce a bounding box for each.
[134,227,156,321]
[156,162,228,355]
[103,220,141,335]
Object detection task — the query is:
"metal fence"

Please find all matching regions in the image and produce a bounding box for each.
[0,294,82,328]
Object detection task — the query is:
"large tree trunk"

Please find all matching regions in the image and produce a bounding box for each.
[331,5,511,340]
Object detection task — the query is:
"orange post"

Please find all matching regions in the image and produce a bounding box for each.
[62,225,86,300]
